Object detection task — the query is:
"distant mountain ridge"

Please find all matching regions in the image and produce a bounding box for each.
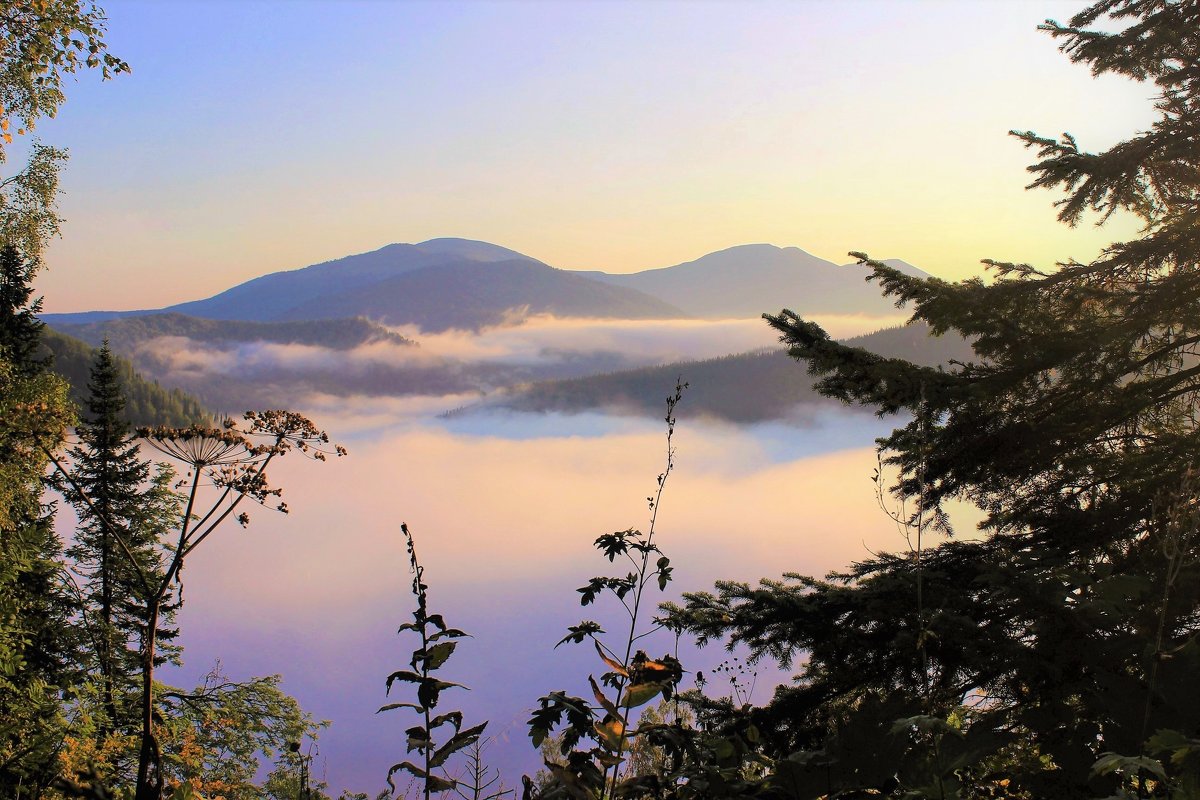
[42,238,927,332]
[54,313,415,353]
[483,323,974,423]
[578,243,928,318]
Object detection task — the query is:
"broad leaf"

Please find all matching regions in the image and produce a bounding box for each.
[622,682,663,709]
[595,640,629,677]
[430,721,489,768]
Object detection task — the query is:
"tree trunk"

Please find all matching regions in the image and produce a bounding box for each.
[134,595,162,800]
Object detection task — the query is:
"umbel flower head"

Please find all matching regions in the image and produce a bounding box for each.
[136,411,346,523]
[137,411,346,465]
[136,423,252,467]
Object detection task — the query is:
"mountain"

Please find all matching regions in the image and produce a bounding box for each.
[40,329,211,427]
[43,238,685,332]
[481,323,974,423]
[42,239,929,335]
[273,258,685,330]
[165,238,542,323]
[578,244,928,318]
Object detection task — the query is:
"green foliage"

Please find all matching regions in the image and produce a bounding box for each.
[0,1,128,158]
[157,666,327,800]
[61,341,184,761]
[0,240,78,798]
[0,1,127,259]
[0,243,47,373]
[0,140,65,259]
[99,412,344,800]
[383,524,486,800]
[41,328,211,427]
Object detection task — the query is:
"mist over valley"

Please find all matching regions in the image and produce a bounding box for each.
[40,237,958,790]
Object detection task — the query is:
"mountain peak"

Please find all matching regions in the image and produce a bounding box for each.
[412,237,538,264]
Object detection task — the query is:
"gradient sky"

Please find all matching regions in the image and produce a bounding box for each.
[25,0,1153,312]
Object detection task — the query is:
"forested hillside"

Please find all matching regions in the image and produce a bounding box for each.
[41,329,210,426]
[492,323,974,422]
[53,312,415,352]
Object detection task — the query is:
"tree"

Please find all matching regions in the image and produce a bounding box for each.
[668,1,1200,797]
[0,1,127,259]
[50,347,335,800]
[0,239,77,799]
[62,341,181,766]
[157,666,327,800]
[0,1,128,156]
[95,413,344,800]
[0,243,47,373]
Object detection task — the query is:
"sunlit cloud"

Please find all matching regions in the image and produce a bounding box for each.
[132,313,907,390]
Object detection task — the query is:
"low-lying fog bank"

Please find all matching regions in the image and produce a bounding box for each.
[154,403,973,794]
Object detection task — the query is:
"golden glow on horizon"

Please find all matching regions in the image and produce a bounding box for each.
[30,0,1151,312]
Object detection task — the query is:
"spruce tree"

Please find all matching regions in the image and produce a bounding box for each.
[670,1,1200,797]
[65,341,180,753]
[0,244,48,375]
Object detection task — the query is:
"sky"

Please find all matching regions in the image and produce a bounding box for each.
[27,2,1161,789]
[24,0,1154,313]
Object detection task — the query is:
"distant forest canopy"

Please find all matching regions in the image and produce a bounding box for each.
[53,312,416,352]
[40,328,210,427]
[492,323,974,422]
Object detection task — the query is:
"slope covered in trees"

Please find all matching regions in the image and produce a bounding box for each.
[41,328,210,427]
[52,312,415,353]
[491,323,974,422]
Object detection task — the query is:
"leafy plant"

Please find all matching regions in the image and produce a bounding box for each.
[528,381,689,799]
[383,523,487,800]
[50,411,345,800]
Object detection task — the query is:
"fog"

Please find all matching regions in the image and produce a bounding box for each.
[151,398,969,794]
[131,313,906,393]
[51,309,951,792]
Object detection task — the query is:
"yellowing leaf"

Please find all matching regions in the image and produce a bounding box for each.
[589,676,622,722]
[594,715,625,751]
[595,640,628,677]
[622,682,663,709]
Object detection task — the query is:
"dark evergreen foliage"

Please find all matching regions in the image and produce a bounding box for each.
[41,328,210,427]
[660,1,1200,797]
[0,243,78,798]
[63,342,180,747]
[0,244,48,376]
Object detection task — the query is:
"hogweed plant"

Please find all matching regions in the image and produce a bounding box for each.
[527,382,688,800]
[383,523,487,800]
[48,410,344,800]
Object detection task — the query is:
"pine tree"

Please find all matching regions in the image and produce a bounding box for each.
[64,342,180,755]
[0,244,48,375]
[670,2,1200,797]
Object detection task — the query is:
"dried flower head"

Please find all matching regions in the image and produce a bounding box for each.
[136,424,252,467]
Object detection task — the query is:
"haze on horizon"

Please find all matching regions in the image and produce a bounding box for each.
[28,0,1151,314]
